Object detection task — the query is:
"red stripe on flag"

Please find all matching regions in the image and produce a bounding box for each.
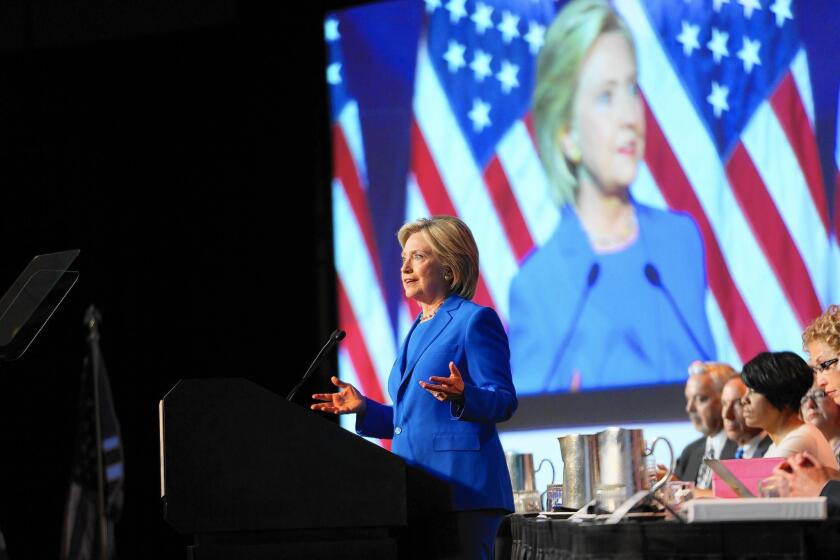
[523,113,538,148]
[483,156,535,262]
[642,100,767,359]
[333,125,384,282]
[835,170,840,236]
[726,145,822,328]
[769,73,830,233]
[337,278,391,450]
[410,119,497,311]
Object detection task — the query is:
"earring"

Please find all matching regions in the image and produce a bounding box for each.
[567,145,582,164]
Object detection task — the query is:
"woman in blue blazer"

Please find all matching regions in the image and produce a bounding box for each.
[509,0,715,394]
[312,215,517,560]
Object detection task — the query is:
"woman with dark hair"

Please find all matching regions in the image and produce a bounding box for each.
[741,351,838,466]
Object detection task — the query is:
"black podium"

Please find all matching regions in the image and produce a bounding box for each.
[160,378,453,559]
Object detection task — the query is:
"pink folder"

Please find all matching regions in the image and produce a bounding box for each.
[711,457,785,498]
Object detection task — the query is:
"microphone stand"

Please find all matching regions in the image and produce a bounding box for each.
[541,263,600,391]
[287,330,346,404]
[643,263,710,361]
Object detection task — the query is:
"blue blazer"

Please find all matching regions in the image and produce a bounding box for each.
[509,202,716,393]
[356,295,517,512]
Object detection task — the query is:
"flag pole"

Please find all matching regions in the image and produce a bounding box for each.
[85,305,109,560]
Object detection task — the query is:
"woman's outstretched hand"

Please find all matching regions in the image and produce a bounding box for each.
[419,361,465,402]
[311,376,367,415]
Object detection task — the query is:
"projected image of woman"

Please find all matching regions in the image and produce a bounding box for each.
[509,0,715,394]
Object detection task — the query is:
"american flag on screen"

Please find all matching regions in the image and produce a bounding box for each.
[326,16,397,447]
[327,0,832,428]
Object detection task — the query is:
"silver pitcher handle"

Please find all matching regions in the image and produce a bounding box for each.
[536,458,556,510]
[647,436,674,494]
[535,458,556,485]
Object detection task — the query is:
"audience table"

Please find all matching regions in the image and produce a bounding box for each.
[505,514,840,560]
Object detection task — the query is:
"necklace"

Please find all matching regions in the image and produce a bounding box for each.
[585,208,638,252]
[420,299,446,322]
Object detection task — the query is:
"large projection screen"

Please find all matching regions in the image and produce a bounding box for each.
[324,0,840,444]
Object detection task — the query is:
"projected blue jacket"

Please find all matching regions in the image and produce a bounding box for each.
[509,201,716,394]
[356,295,517,512]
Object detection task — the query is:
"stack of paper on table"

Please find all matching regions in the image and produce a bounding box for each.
[684,497,826,522]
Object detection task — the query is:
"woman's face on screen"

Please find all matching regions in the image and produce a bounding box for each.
[565,30,645,196]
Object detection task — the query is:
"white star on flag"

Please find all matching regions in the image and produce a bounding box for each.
[468,98,492,132]
[496,60,520,93]
[707,81,730,117]
[498,11,521,44]
[713,0,731,11]
[443,40,467,73]
[524,21,546,55]
[425,0,441,13]
[327,62,342,85]
[446,0,468,23]
[676,21,700,57]
[738,0,762,19]
[471,3,494,34]
[470,50,493,82]
[707,28,730,64]
[737,36,762,73]
[325,19,340,42]
[770,0,793,27]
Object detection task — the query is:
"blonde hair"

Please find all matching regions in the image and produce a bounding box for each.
[397,216,479,300]
[803,304,840,354]
[533,0,636,205]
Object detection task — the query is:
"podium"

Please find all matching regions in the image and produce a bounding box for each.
[160,378,453,559]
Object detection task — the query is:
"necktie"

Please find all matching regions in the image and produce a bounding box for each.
[735,447,745,459]
[696,438,713,489]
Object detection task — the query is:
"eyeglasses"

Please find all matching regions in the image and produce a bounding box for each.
[800,389,827,406]
[812,358,838,375]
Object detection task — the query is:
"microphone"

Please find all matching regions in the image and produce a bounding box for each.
[541,263,600,391]
[286,329,346,403]
[643,263,710,361]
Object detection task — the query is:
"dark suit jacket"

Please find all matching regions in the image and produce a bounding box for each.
[674,435,737,484]
[356,295,518,512]
[821,480,840,516]
[752,434,773,458]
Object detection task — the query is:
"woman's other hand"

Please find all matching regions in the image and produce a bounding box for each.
[311,376,367,415]
[773,451,840,496]
[419,361,465,402]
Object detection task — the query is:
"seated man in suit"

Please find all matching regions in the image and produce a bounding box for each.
[674,362,736,488]
[721,376,772,459]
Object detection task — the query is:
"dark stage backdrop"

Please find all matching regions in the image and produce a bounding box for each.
[0,2,344,558]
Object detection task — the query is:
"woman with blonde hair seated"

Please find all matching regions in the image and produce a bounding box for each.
[774,305,840,513]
